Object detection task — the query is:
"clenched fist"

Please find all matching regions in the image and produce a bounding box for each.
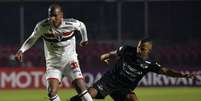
[15,50,23,62]
[80,41,88,47]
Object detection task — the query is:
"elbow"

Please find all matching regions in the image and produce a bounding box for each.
[159,68,169,74]
[100,53,109,61]
[100,54,106,61]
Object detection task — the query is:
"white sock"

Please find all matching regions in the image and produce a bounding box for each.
[49,95,61,101]
[80,90,93,101]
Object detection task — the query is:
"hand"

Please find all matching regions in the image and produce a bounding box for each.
[80,41,88,47]
[100,54,109,64]
[103,59,110,64]
[15,50,23,62]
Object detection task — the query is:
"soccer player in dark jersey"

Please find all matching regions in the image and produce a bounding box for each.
[69,38,198,101]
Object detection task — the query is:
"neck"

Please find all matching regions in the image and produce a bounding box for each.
[138,54,148,61]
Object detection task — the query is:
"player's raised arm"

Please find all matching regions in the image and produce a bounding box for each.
[100,46,126,64]
[100,50,118,64]
[15,24,42,62]
[158,67,198,80]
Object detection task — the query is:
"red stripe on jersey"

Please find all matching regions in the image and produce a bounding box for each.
[63,31,73,36]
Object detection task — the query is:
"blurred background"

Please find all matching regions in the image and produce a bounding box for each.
[1,0,201,101]
[0,0,201,91]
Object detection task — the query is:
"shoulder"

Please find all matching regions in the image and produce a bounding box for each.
[126,45,136,51]
[64,18,79,23]
[119,45,136,51]
[117,45,136,55]
[63,18,82,26]
[36,18,49,28]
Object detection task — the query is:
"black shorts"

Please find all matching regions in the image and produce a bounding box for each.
[92,77,134,101]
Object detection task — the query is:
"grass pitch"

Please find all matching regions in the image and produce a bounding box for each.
[0,87,201,101]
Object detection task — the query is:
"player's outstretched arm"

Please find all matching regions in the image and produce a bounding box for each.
[158,67,199,80]
[15,23,42,62]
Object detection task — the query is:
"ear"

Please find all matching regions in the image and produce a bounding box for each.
[137,41,141,52]
[137,41,142,48]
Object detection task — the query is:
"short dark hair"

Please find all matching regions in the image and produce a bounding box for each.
[48,3,63,16]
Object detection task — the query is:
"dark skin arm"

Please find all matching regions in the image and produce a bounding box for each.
[100,50,119,64]
[158,67,199,80]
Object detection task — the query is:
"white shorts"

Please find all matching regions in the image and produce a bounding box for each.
[45,61,83,82]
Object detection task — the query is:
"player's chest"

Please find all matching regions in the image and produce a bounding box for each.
[46,28,74,36]
[121,57,150,73]
[42,27,75,41]
[119,61,148,79]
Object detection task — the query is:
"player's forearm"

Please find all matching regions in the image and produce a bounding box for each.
[19,35,38,53]
[167,70,187,77]
[19,23,41,53]
[160,67,188,78]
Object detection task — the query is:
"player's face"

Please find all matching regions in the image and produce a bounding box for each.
[137,41,152,60]
[49,8,63,28]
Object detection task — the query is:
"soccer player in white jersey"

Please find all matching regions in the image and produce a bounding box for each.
[15,3,93,101]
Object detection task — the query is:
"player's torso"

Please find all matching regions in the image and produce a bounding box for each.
[38,18,80,67]
[106,47,152,88]
[39,18,79,44]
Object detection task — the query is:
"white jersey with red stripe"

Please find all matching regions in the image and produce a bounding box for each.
[19,18,88,69]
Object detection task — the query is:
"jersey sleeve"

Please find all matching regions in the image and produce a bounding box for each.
[19,23,42,53]
[148,62,161,73]
[73,20,88,42]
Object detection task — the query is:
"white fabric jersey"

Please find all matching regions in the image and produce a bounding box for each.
[19,18,88,69]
